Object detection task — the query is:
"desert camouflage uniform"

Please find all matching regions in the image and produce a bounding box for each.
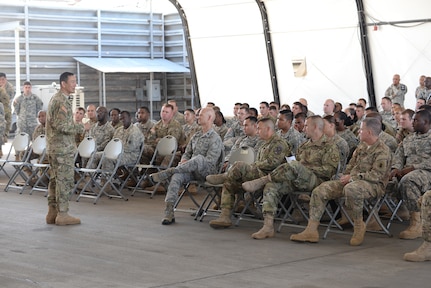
[46,90,85,212]
[134,120,154,138]
[225,134,262,163]
[213,123,228,141]
[110,121,123,130]
[86,121,114,151]
[380,131,397,153]
[395,128,412,144]
[173,111,185,126]
[183,122,200,145]
[14,93,43,135]
[337,129,359,159]
[32,123,45,140]
[220,134,290,210]
[277,126,305,156]
[422,190,431,242]
[393,131,431,212]
[261,135,340,214]
[309,139,391,220]
[165,128,223,203]
[102,124,143,171]
[385,83,407,106]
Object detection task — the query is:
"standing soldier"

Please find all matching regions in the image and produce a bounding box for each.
[13,81,44,135]
[46,72,90,225]
[0,78,11,143]
[385,74,407,106]
[0,88,7,157]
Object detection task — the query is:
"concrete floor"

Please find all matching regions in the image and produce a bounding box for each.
[0,153,430,288]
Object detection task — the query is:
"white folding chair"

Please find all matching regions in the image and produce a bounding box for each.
[76,138,125,204]
[131,135,178,198]
[25,135,50,196]
[71,136,97,196]
[3,133,31,193]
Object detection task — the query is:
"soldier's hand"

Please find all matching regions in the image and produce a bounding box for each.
[400,166,414,177]
[390,169,400,179]
[339,174,351,186]
[83,122,91,131]
[221,161,229,172]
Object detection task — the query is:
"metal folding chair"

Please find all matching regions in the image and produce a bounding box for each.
[76,138,125,204]
[26,135,50,196]
[131,135,177,198]
[3,133,31,193]
[71,136,97,197]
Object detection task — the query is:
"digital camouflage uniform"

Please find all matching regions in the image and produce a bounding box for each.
[0,87,10,140]
[337,129,359,159]
[380,111,397,129]
[110,120,123,130]
[86,121,114,151]
[380,131,398,153]
[32,123,45,141]
[173,111,185,125]
[223,121,245,152]
[395,128,412,144]
[393,130,431,212]
[261,134,339,214]
[416,86,426,100]
[213,123,228,141]
[277,126,306,156]
[165,128,223,203]
[308,139,391,221]
[220,134,290,210]
[46,90,85,212]
[331,134,349,172]
[102,124,143,171]
[225,134,262,163]
[13,93,43,135]
[422,190,431,242]
[183,122,200,145]
[385,83,407,106]
[134,120,154,139]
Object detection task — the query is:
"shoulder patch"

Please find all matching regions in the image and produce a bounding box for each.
[274,145,283,155]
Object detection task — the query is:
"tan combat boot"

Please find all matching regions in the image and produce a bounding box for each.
[150,167,175,183]
[55,212,81,226]
[242,175,271,192]
[251,213,275,239]
[206,173,227,185]
[162,202,175,225]
[399,212,422,240]
[366,215,383,231]
[403,241,431,262]
[46,206,58,224]
[350,218,366,246]
[209,208,232,228]
[290,220,320,243]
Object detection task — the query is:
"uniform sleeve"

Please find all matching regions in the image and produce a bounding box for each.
[36,96,44,112]
[49,98,84,135]
[13,96,20,114]
[312,143,340,181]
[203,133,223,167]
[353,147,391,183]
[254,140,290,172]
[391,143,405,170]
[167,121,184,144]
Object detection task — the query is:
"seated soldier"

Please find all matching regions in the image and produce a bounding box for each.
[205,117,291,229]
[149,107,223,225]
[289,117,391,245]
[276,110,305,155]
[239,116,339,239]
[109,108,123,130]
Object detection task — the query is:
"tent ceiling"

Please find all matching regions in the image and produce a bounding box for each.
[73,57,190,73]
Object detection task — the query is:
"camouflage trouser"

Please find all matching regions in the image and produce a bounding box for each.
[141,144,180,167]
[309,180,382,221]
[17,123,37,136]
[102,152,137,171]
[48,153,75,212]
[220,162,265,210]
[399,170,431,212]
[422,190,431,242]
[165,155,216,203]
[262,161,318,214]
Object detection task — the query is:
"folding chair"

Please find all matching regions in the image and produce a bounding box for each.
[0,132,30,180]
[131,135,177,198]
[198,146,256,222]
[117,141,145,192]
[174,148,225,218]
[28,135,51,196]
[70,136,97,197]
[76,138,125,204]
[3,133,31,193]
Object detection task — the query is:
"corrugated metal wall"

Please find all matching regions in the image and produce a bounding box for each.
[0,4,192,119]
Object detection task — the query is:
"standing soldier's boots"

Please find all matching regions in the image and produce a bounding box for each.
[350,218,366,246]
[242,175,271,192]
[403,241,431,262]
[46,206,58,224]
[399,212,422,239]
[252,213,275,239]
[209,208,232,228]
[162,202,175,225]
[55,212,81,226]
[290,220,320,243]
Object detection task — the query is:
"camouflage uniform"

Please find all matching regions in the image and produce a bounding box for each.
[102,124,143,171]
[385,83,407,106]
[337,129,359,159]
[13,93,44,135]
[165,128,223,203]
[416,86,426,100]
[309,139,391,221]
[46,90,85,213]
[134,120,154,139]
[110,121,123,130]
[380,111,397,129]
[220,134,290,210]
[173,111,185,125]
[32,123,45,141]
[277,126,306,156]
[0,103,5,146]
[393,131,431,212]
[3,81,15,100]
[86,121,114,151]
[0,87,10,140]
[223,121,245,152]
[213,123,228,141]
[380,131,398,153]
[225,134,262,162]
[330,134,349,172]
[396,128,412,144]
[261,135,340,214]
[183,122,200,145]
[226,116,239,128]
[422,190,431,242]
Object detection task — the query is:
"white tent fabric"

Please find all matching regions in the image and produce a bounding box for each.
[175,0,431,115]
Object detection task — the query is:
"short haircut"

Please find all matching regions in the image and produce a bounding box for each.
[76,106,86,113]
[207,102,215,106]
[349,103,357,107]
[307,115,324,130]
[249,107,258,117]
[356,104,364,110]
[260,101,269,108]
[269,105,277,111]
[234,102,242,106]
[60,72,74,84]
[416,109,431,123]
[245,116,258,124]
[120,110,131,118]
[323,115,335,125]
[402,109,415,119]
[23,81,32,86]
[185,108,195,114]
[365,111,382,123]
[241,102,250,108]
[382,96,392,103]
[257,117,275,130]
[295,112,307,120]
[358,98,367,105]
[335,111,348,122]
[162,103,174,110]
[279,109,293,121]
[362,117,382,136]
[0,72,6,78]
[215,110,226,123]
[109,107,121,114]
[138,106,150,114]
[365,106,378,113]
[239,105,250,114]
